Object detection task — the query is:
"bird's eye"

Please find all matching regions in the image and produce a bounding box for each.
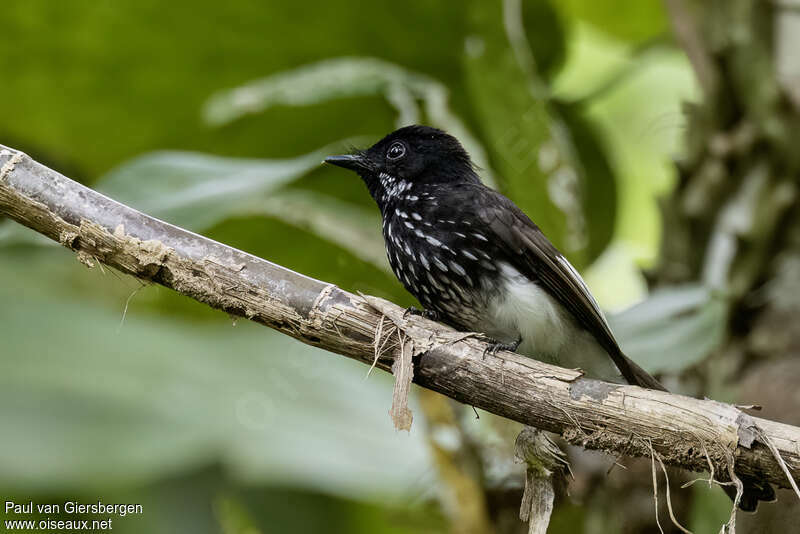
[387,142,406,160]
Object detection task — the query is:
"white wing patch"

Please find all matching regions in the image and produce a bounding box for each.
[555,254,611,330]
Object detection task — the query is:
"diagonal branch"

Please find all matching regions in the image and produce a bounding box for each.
[1,145,799,494]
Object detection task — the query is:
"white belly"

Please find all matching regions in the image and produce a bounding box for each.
[482,263,621,382]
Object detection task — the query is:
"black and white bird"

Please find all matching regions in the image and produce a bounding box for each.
[326,124,774,512]
[326,124,661,390]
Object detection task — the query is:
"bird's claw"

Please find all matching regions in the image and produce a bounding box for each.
[482,336,522,359]
[404,306,440,321]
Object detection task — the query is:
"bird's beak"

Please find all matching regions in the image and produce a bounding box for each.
[324,154,371,172]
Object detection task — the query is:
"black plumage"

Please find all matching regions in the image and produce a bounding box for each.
[326,125,660,389]
[325,124,772,511]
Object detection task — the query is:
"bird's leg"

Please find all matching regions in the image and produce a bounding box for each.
[404,306,441,321]
[483,336,522,358]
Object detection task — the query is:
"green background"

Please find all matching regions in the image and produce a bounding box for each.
[0,1,712,532]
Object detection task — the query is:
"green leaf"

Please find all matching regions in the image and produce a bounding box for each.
[95,147,337,230]
[609,285,728,373]
[555,102,617,261]
[252,189,388,273]
[554,0,668,44]
[552,23,697,265]
[521,0,567,80]
[203,57,496,188]
[204,57,429,128]
[0,2,471,178]
[463,0,603,265]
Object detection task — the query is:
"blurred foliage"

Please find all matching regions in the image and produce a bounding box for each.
[609,284,727,374]
[0,248,432,495]
[0,0,742,533]
[557,0,667,44]
[463,0,569,255]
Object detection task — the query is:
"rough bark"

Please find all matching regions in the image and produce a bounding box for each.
[1,145,799,495]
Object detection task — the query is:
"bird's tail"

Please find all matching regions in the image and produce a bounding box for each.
[723,474,776,512]
[614,350,667,391]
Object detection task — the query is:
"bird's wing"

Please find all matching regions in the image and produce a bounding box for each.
[472,186,665,391]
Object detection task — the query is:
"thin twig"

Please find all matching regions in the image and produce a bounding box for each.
[607,433,636,476]
[723,454,743,534]
[656,454,693,534]
[117,283,144,333]
[367,314,387,378]
[649,439,665,534]
[756,427,800,503]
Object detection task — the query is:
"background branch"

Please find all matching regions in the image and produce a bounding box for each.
[1,145,799,495]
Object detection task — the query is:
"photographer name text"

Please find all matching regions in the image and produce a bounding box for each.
[3,500,143,531]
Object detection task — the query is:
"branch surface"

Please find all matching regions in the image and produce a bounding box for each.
[1,145,799,493]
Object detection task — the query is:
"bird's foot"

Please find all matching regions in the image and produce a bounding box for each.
[404,306,440,321]
[483,336,522,359]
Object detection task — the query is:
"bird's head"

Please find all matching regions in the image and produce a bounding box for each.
[325,125,480,206]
